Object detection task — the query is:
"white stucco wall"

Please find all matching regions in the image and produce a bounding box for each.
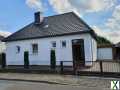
[92,38,97,61]
[5,33,97,66]
[97,48,113,60]
[0,41,6,53]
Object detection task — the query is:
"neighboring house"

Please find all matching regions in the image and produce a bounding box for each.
[97,44,114,60]
[3,12,97,67]
[97,42,120,61]
[0,35,6,53]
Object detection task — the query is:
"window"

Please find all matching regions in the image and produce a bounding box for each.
[32,44,38,53]
[16,46,20,53]
[52,41,56,48]
[62,41,66,48]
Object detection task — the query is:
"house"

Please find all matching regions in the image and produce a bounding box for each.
[3,12,97,67]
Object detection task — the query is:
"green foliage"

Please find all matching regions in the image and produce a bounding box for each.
[1,53,6,68]
[0,53,2,65]
[50,49,56,69]
[24,51,29,69]
[96,36,112,45]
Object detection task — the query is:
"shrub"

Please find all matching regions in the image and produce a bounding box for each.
[24,51,29,69]
[50,49,56,69]
[1,53,6,68]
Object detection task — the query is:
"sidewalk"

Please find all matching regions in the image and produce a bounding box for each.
[0,73,119,88]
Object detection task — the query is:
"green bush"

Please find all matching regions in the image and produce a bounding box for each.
[0,53,2,65]
[24,51,29,69]
[1,53,6,68]
[50,49,56,69]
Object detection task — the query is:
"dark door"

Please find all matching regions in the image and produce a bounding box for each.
[72,39,85,69]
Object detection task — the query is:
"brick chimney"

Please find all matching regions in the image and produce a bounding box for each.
[34,12,44,25]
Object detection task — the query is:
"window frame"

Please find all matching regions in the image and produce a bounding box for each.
[16,46,20,53]
[32,43,38,54]
[61,40,67,48]
[51,41,56,48]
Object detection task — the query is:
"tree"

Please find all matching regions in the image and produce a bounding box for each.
[96,36,112,45]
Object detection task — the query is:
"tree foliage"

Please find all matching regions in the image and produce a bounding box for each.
[96,36,112,45]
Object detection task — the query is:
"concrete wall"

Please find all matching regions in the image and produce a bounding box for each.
[97,48,113,60]
[5,33,97,66]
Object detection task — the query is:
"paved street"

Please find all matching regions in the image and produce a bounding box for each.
[0,80,110,90]
[0,73,119,90]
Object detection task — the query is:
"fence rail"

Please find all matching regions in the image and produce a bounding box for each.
[60,60,120,76]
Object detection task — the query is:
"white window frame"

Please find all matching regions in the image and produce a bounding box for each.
[32,43,38,54]
[51,41,56,48]
[61,40,66,48]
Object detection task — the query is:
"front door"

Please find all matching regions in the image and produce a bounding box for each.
[72,39,85,69]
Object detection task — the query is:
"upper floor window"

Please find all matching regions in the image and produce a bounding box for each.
[32,44,38,54]
[52,41,56,48]
[62,41,66,48]
[16,46,20,53]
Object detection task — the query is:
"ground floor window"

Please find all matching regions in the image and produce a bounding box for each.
[32,44,38,54]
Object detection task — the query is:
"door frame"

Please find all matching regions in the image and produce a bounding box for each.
[72,39,85,69]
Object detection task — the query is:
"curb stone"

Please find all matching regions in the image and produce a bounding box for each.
[0,78,69,85]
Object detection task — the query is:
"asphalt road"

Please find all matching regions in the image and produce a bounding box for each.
[0,80,109,90]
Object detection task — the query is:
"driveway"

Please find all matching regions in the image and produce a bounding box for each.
[0,80,109,90]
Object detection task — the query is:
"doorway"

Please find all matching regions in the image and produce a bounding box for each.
[72,39,85,69]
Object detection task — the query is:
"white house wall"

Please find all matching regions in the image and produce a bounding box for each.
[0,41,6,53]
[5,34,97,66]
[97,48,113,60]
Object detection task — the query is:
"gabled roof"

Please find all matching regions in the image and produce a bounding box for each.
[3,12,97,42]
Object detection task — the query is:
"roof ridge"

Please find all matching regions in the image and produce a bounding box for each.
[45,12,74,18]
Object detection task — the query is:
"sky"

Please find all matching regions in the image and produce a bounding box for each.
[0,0,120,43]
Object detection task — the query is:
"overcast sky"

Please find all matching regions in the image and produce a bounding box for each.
[0,0,120,43]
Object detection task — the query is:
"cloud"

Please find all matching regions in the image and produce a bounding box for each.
[102,5,120,43]
[106,5,120,30]
[92,26,107,36]
[48,0,117,15]
[48,0,80,15]
[26,0,44,11]
[0,30,11,37]
[93,25,120,44]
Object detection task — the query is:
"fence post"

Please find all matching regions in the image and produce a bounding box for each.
[99,61,103,76]
[60,61,63,74]
[1,53,6,69]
